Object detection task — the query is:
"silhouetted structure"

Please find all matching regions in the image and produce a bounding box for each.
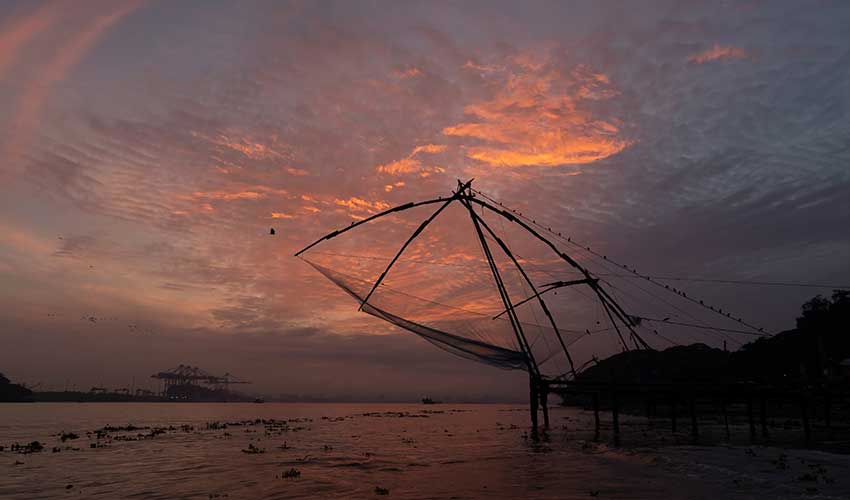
[0,373,33,402]
[296,180,842,440]
[151,365,250,401]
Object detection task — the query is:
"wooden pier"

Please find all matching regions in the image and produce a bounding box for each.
[531,379,850,446]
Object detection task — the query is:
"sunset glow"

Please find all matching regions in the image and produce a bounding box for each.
[0,0,848,402]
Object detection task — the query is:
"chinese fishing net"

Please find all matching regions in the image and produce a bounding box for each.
[297,189,768,380]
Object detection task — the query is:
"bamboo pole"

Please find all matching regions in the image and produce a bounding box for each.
[670,393,677,434]
[690,396,698,442]
[464,202,577,377]
[747,394,756,441]
[295,197,452,257]
[801,395,811,442]
[759,395,769,439]
[612,385,621,446]
[593,392,601,441]
[358,181,473,309]
[530,376,540,436]
[466,196,652,350]
[462,195,539,378]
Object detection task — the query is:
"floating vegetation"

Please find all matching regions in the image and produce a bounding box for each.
[359,412,428,419]
[241,443,265,454]
[281,468,301,479]
[9,441,43,454]
[59,431,79,442]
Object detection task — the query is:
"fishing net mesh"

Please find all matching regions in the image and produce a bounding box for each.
[299,194,767,379]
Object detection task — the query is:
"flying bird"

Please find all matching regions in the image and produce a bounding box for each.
[269,228,276,235]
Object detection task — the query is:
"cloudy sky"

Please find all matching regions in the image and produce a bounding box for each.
[1,0,849,400]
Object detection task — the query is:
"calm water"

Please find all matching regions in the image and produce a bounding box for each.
[2,403,849,499]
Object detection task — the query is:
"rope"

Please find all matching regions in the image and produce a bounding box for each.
[471,188,771,335]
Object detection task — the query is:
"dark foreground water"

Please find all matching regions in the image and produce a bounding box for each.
[1,403,849,499]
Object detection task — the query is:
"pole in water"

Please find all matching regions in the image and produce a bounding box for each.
[593,392,601,441]
[825,392,832,429]
[747,394,756,441]
[540,381,550,429]
[801,395,811,442]
[759,395,769,439]
[670,393,677,434]
[689,396,698,443]
[612,384,620,446]
[529,376,539,438]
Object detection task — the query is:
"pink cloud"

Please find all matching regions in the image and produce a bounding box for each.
[688,44,748,64]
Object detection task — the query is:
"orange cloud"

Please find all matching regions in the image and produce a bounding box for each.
[411,144,446,155]
[0,220,54,255]
[2,1,142,172]
[286,167,309,176]
[0,2,61,78]
[270,212,294,219]
[376,144,447,177]
[194,191,264,201]
[463,60,503,73]
[384,181,406,192]
[334,197,390,214]
[443,55,629,167]
[190,185,288,201]
[688,44,748,64]
[394,67,422,79]
[192,131,292,161]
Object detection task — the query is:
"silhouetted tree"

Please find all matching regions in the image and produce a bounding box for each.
[0,372,33,402]
[732,289,850,383]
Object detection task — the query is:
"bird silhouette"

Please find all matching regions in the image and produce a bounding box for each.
[269,228,276,235]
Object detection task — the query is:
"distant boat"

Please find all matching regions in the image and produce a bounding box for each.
[421,397,440,405]
[253,398,265,403]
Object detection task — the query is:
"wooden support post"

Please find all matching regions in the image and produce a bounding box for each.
[689,396,698,443]
[670,394,677,434]
[612,385,620,447]
[801,395,811,442]
[825,392,832,429]
[541,382,550,429]
[722,396,730,440]
[530,377,539,437]
[759,395,769,439]
[747,394,756,441]
[593,392,601,441]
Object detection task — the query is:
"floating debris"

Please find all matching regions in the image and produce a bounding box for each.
[10,441,43,454]
[59,431,80,442]
[282,468,301,479]
[374,486,390,495]
[241,443,265,454]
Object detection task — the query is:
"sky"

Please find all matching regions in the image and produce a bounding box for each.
[1,0,849,400]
